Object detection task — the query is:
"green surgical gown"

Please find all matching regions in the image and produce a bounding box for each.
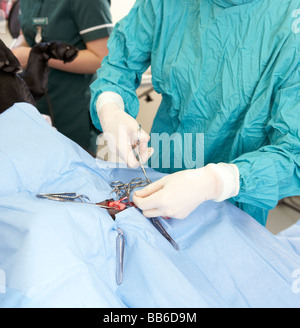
[90,0,300,225]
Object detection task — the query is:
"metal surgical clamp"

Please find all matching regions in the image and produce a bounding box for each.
[109,178,180,251]
[110,178,149,201]
[36,192,90,202]
[36,192,122,210]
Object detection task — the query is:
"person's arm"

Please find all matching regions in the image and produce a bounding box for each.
[134,45,300,220]
[11,38,108,73]
[89,0,159,166]
[231,55,300,212]
[90,0,158,131]
[60,0,112,75]
[133,63,300,220]
[48,37,109,74]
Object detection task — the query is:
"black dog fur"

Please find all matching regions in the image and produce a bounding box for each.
[0,39,78,114]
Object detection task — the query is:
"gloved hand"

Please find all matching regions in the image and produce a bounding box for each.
[97,92,154,167]
[133,163,240,219]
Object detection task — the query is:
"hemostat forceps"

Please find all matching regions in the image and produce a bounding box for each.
[110,178,149,201]
[110,178,180,251]
[36,192,123,210]
[36,192,91,203]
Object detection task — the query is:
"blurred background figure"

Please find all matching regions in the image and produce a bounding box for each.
[11,0,113,154]
[0,0,14,19]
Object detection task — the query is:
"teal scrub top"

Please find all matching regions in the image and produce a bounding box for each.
[90,0,300,225]
[20,0,113,151]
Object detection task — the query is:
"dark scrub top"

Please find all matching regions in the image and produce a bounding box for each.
[20,0,113,152]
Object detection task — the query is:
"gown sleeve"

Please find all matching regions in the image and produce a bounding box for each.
[90,0,158,131]
[232,45,300,211]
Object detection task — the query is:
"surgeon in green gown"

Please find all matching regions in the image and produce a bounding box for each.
[90,0,300,225]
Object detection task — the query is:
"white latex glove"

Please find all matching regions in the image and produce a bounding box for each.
[133,163,240,219]
[97,92,154,168]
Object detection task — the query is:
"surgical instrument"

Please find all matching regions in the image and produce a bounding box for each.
[110,179,179,251]
[110,170,179,250]
[133,124,152,184]
[110,178,149,201]
[116,228,125,285]
[36,192,90,203]
[150,218,179,251]
[36,192,126,211]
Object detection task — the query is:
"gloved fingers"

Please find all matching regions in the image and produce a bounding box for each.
[98,100,155,168]
[140,147,154,163]
[126,145,142,168]
[126,146,154,168]
[130,125,149,142]
[142,208,163,218]
[133,192,161,211]
[130,145,154,167]
[134,177,165,199]
[102,127,151,168]
[140,198,199,220]
[133,180,166,211]
[128,127,152,167]
[143,208,190,219]
[138,200,178,219]
[130,128,150,153]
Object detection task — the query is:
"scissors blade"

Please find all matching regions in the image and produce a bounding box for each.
[133,124,152,184]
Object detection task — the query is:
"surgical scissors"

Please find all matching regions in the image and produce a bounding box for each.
[133,124,152,184]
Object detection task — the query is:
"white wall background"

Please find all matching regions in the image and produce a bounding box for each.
[110,0,136,24]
